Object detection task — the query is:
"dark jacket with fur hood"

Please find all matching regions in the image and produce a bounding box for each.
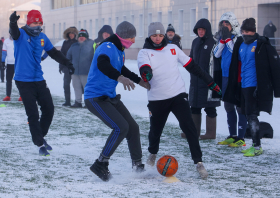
[59,27,78,71]
[223,35,280,114]
[165,34,182,49]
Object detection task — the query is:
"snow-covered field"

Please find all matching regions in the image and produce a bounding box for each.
[0,58,280,197]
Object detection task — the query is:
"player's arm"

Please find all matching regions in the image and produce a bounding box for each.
[9,11,20,40]
[178,47,222,95]
[121,66,141,84]
[137,50,153,82]
[46,47,75,74]
[97,54,121,80]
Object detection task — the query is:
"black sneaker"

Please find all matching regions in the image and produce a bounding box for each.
[62,102,71,107]
[90,159,112,182]
[132,164,145,173]
[71,101,82,108]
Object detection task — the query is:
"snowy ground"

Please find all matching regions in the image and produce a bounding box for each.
[0,58,280,197]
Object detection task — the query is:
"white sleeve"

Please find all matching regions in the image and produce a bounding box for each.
[176,46,192,67]
[225,38,234,53]
[2,40,7,51]
[213,40,225,58]
[137,49,151,69]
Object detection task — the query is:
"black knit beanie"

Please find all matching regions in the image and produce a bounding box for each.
[241,18,256,32]
[166,24,175,33]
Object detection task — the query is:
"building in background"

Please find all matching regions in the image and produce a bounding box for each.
[40,0,280,58]
[0,0,41,38]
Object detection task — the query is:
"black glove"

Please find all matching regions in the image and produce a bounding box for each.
[1,62,6,70]
[141,71,153,82]
[208,82,222,96]
[66,62,75,75]
[9,11,20,23]
[221,26,231,40]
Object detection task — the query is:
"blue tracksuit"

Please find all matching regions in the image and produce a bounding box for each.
[14,28,53,82]
[238,41,257,88]
[84,41,125,99]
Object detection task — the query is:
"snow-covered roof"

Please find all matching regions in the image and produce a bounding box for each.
[10,0,41,11]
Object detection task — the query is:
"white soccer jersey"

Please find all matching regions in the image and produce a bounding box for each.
[2,38,15,64]
[137,44,192,101]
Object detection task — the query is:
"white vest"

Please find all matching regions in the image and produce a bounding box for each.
[2,38,15,64]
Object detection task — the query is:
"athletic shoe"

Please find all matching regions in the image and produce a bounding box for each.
[90,159,112,182]
[243,146,263,157]
[146,154,157,166]
[18,97,22,101]
[39,146,50,156]
[132,164,145,173]
[3,96,10,101]
[43,139,52,151]
[217,136,236,145]
[196,162,208,179]
[70,101,83,108]
[228,139,246,147]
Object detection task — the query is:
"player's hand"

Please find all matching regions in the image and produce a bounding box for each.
[66,62,75,75]
[10,11,20,23]
[138,79,150,90]
[117,75,135,91]
[221,26,231,40]
[208,81,222,95]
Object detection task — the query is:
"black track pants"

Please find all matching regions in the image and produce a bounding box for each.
[15,80,54,146]
[6,64,14,97]
[147,93,202,164]
[85,95,142,161]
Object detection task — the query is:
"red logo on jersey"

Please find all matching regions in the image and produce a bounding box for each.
[151,54,154,57]
[170,49,176,55]
[41,39,44,47]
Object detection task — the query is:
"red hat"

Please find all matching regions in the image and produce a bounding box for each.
[27,10,43,25]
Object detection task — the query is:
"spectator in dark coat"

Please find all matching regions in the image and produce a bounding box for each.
[67,29,95,108]
[224,18,280,156]
[59,26,78,106]
[93,25,114,52]
[263,20,277,47]
[165,24,182,49]
[182,19,221,140]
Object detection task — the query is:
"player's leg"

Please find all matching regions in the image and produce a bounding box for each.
[15,81,49,156]
[114,96,144,171]
[85,97,131,181]
[36,80,54,151]
[146,99,170,166]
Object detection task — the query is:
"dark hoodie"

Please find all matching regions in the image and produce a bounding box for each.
[189,18,220,108]
[224,35,280,114]
[93,25,114,51]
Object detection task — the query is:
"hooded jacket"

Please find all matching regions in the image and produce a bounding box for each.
[59,27,78,71]
[189,19,220,108]
[209,12,241,100]
[164,34,182,49]
[93,25,114,52]
[223,35,280,114]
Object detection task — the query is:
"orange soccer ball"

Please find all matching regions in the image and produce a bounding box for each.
[156,155,178,177]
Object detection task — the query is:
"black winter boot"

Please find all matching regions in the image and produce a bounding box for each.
[90,159,112,182]
[132,160,145,173]
[71,101,82,108]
